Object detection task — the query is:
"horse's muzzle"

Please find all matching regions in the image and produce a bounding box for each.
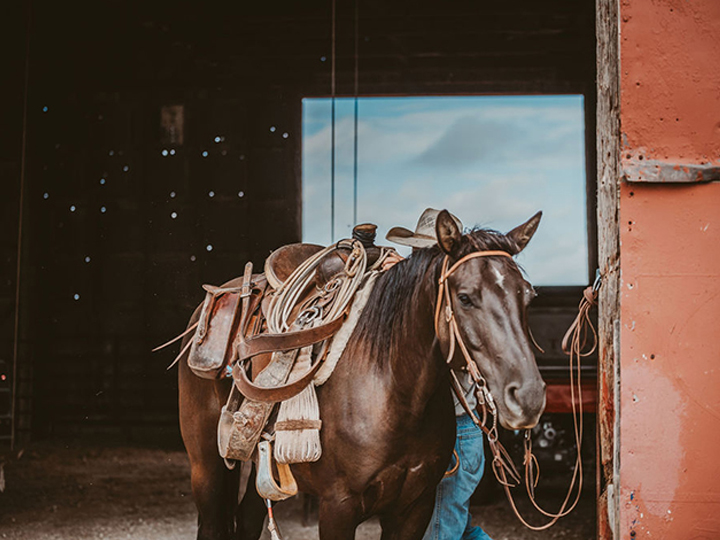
[501,379,546,430]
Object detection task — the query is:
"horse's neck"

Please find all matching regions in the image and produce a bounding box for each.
[381,274,448,414]
[340,263,449,422]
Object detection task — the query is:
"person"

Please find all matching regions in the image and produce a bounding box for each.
[385,208,493,540]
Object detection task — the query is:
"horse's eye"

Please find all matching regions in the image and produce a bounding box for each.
[457,293,472,307]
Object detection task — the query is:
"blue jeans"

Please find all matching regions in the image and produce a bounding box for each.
[423,414,492,540]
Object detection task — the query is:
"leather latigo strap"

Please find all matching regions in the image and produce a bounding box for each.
[233,345,325,403]
[233,313,345,403]
[236,315,345,362]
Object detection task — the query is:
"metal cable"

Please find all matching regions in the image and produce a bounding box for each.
[330,0,336,242]
[353,0,359,227]
[11,0,33,451]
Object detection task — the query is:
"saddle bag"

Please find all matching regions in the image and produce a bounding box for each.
[187,270,267,379]
[187,284,243,379]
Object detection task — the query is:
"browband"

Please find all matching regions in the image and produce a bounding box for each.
[439,250,513,284]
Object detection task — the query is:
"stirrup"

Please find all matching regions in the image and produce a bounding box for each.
[256,440,298,501]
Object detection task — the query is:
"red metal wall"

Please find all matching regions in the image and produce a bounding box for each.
[619,1,720,538]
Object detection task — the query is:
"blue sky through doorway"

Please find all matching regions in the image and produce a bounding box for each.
[302,95,588,286]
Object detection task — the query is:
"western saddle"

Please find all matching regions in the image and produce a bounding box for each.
[173,224,387,499]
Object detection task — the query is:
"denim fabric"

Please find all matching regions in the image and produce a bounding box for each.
[423,414,493,540]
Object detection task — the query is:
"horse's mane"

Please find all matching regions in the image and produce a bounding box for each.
[355,227,521,367]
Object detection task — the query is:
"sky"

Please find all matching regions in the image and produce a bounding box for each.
[301,96,588,286]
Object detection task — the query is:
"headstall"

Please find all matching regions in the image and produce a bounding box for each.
[434,249,599,530]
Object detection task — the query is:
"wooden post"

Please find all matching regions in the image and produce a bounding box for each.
[595,0,620,538]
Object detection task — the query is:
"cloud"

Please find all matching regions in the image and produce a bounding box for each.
[303,100,585,176]
[416,115,515,168]
[301,96,589,284]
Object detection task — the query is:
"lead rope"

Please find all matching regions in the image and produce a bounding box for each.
[438,252,600,530]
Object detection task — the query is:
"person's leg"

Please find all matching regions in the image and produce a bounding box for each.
[463,511,493,540]
[423,414,492,540]
[422,439,466,540]
[456,415,492,540]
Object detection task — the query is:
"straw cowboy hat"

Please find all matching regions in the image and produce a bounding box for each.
[386,208,463,249]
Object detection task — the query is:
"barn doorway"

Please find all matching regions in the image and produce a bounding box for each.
[2,0,604,537]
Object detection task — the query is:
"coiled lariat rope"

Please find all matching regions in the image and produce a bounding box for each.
[437,251,600,530]
[266,239,367,335]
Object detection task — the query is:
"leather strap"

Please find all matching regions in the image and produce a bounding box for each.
[233,348,325,403]
[443,449,460,478]
[440,250,513,284]
[561,286,597,357]
[275,419,322,431]
[449,370,484,429]
[440,251,600,531]
[237,262,255,344]
[236,315,346,362]
[434,251,513,343]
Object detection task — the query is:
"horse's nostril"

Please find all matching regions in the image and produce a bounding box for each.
[506,383,521,407]
[502,379,545,429]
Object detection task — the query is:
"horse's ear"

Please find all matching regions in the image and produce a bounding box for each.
[436,210,462,255]
[507,211,542,254]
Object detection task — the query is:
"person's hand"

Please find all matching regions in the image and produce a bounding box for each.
[381,251,404,272]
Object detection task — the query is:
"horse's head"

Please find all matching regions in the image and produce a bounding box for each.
[435,210,545,430]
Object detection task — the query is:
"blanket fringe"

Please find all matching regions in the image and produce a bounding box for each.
[274,343,322,464]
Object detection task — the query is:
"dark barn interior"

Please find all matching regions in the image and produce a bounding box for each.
[1,0,597,537]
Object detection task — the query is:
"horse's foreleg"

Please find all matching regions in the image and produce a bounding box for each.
[379,492,436,540]
[318,495,362,540]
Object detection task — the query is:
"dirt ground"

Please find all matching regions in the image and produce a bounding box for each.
[0,442,594,539]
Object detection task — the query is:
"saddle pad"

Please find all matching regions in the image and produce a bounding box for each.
[314,271,379,385]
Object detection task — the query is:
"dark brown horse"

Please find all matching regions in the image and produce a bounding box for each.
[178,210,546,540]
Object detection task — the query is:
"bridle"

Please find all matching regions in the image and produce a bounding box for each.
[434,250,513,431]
[434,249,598,530]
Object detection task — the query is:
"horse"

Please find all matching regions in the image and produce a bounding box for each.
[178,210,546,540]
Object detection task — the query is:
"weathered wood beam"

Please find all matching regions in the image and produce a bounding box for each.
[596,0,621,538]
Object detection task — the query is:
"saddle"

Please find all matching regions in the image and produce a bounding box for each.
[265,242,324,290]
[188,225,383,381]
[183,224,387,496]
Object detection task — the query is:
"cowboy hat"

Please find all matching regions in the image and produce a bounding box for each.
[386,208,463,249]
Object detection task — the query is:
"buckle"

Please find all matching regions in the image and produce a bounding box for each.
[297,306,321,327]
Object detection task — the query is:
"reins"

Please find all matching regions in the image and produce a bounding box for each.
[436,249,599,530]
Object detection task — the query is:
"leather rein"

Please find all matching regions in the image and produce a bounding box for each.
[435,249,599,530]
